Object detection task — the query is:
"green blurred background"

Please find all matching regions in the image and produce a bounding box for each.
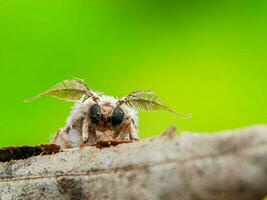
[0,0,267,146]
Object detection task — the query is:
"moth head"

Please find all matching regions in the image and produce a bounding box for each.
[88,96,128,126]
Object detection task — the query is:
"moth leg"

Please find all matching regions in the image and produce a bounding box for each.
[82,117,90,143]
[51,129,71,149]
[51,129,61,144]
[115,118,139,141]
[129,119,139,141]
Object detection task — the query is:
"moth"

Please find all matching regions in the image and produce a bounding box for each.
[26,80,190,149]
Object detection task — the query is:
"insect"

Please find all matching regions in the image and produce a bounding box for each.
[25,79,190,149]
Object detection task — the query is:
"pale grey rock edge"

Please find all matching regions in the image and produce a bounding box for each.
[0,125,267,200]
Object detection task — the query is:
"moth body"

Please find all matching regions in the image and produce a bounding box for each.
[52,96,138,149]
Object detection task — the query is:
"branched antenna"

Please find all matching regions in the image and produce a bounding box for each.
[118,90,191,119]
[24,79,99,103]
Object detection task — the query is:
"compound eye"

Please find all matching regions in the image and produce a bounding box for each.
[112,107,125,125]
[89,104,101,123]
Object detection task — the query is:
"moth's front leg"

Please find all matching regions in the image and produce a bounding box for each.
[82,117,90,143]
[115,118,139,141]
[81,118,99,146]
[129,120,139,141]
[51,129,72,149]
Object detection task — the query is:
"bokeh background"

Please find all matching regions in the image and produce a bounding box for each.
[0,0,267,146]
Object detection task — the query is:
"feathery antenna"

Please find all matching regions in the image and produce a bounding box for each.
[24,79,98,103]
[118,90,191,119]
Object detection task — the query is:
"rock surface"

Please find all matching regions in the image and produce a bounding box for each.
[1,125,267,200]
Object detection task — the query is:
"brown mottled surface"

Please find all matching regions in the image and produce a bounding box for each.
[1,125,267,200]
